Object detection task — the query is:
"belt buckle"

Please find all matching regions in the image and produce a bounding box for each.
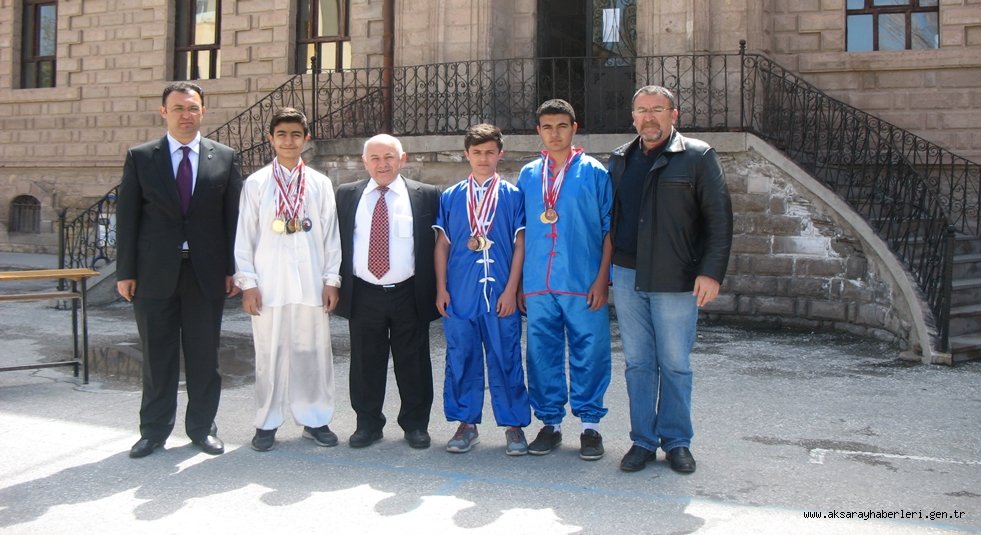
[381,283,396,290]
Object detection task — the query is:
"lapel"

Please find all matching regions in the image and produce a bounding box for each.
[344,180,369,238]
[151,136,183,212]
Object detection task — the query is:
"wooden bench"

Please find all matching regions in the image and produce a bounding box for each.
[0,268,100,384]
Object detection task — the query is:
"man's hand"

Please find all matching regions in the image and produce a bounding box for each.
[436,288,451,317]
[225,276,241,297]
[323,285,339,313]
[242,288,262,316]
[117,279,137,302]
[693,275,721,307]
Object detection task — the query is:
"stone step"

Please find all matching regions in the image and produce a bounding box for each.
[950,278,981,307]
[949,333,981,363]
[953,253,981,279]
[949,304,981,337]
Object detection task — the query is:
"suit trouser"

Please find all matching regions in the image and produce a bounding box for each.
[133,259,224,442]
[348,277,433,433]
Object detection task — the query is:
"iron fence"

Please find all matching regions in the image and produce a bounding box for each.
[59,44,981,351]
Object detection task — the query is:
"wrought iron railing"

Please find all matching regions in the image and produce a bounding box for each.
[59,43,981,352]
[59,186,118,271]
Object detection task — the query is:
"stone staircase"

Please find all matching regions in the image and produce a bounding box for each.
[948,234,981,362]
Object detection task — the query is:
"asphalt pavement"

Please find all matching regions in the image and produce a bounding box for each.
[1,252,979,534]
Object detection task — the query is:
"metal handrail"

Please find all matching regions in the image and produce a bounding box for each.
[58,45,980,352]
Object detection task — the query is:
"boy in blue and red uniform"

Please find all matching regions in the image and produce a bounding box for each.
[517,99,613,461]
[434,123,531,455]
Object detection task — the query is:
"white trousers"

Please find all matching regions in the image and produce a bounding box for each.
[252,304,335,430]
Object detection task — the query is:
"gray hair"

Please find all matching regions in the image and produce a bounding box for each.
[632,85,676,109]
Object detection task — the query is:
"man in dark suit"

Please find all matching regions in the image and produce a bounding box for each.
[335,134,440,449]
[116,81,243,458]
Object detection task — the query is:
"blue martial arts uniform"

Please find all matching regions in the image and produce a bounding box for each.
[517,150,613,425]
[434,178,531,427]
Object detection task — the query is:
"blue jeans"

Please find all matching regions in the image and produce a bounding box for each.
[612,265,697,453]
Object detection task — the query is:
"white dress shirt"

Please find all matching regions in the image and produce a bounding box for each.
[353,175,415,285]
[167,132,201,250]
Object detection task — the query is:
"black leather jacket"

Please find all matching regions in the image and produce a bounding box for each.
[608,131,733,292]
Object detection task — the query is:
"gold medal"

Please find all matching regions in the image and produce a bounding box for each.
[478,237,493,251]
[272,218,286,233]
[287,218,299,233]
[467,237,480,251]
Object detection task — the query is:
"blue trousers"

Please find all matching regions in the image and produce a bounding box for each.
[525,292,611,424]
[442,312,530,427]
[612,265,697,452]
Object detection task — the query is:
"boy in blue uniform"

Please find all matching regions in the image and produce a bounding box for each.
[434,123,531,455]
[517,99,613,460]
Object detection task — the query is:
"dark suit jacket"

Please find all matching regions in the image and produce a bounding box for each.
[116,135,243,300]
[335,176,440,323]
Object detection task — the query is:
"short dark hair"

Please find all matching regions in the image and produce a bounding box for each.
[269,107,310,136]
[536,99,576,124]
[161,81,205,106]
[464,123,503,151]
[632,85,677,109]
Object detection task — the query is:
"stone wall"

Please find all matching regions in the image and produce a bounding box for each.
[706,150,911,347]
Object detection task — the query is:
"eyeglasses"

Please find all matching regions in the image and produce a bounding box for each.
[632,106,674,115]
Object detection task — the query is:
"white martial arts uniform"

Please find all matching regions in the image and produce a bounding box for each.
[234,160,341,430]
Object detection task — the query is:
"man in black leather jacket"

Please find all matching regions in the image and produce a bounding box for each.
[608,85,732,474]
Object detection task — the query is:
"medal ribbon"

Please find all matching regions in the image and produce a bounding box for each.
[466,173,501,239]
[540,147,583,212]
[272,159,306,221]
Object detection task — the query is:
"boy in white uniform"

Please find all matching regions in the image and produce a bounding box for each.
[234,108,342,452]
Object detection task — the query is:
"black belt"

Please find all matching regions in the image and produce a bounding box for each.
[356,276,412,292]
[180,250,191,260]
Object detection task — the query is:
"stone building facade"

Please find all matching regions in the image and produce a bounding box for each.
[0,0,976,360]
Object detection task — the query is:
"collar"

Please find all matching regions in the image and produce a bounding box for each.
[367,175,407,196]
[167,132,202,154]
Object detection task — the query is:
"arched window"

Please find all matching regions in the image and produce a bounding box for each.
[9,195,42,233]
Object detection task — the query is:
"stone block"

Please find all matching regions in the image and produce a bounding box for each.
[732,235,771,254]
[759,215,804,236]
[749,255,795,276]
[746,175,771,194]
[805,299,848,321]
[788,277,830,298]
[727,274,783,296]
[751,296,796,315]
[731,193,768,213]
[797,257,845,277]
[703,293,737,313]
[773,236,830,255]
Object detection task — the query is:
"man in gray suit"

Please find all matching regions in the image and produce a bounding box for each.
[335,134,440,450]
[116,81,243,458]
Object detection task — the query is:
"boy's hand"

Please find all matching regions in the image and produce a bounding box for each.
[323,285,339,313]
[497,291,517,317]
[436,287,451,317]
[242,288,262,316]
[586,278,609,311]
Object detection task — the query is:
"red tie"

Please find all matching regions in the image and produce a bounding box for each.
[176,146,193,215]
[368,186,390,279]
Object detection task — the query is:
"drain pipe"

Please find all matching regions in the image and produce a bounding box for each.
[382,0,394,134]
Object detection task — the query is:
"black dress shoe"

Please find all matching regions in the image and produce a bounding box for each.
[404,429,431,449]
[192,434,225,455]
[620,445,657,472]
[349,428,383,448]
[666,446,696,473]
[129,437,163,459]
